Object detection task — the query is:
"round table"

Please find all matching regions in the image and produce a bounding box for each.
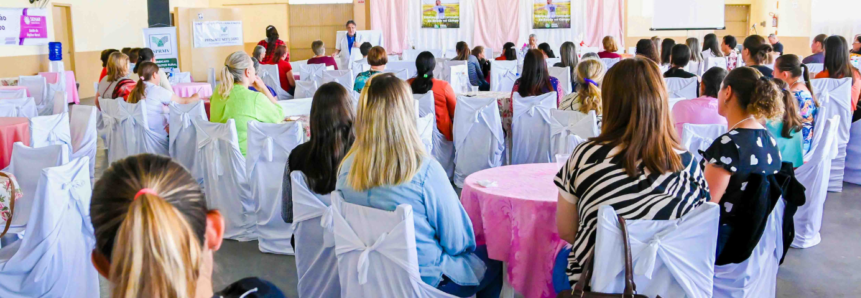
[460,163,567,298]
[0,118,31,169]
[173,82,213,99]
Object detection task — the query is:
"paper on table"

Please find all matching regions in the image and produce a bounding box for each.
[476,180,498,188]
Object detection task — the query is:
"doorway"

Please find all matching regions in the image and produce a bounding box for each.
[51,4,76,73]
[716,5,750,38]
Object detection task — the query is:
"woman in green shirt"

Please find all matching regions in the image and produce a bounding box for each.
[765,79,804,167]
[210,51,284,156]
[354,46,388,92]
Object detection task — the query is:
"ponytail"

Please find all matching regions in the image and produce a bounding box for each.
[411,51,436,94]
[572,59,605,114]
[218,51,253,98]
[723,67,784,120]
[800,64,819,107]
[771,79,803,138]
[743,35,773,65]
[134,48,156,75]
[127,62,160,104]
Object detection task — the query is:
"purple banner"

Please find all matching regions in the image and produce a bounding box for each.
[19,15,47,39]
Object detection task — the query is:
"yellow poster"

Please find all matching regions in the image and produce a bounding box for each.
[533,0,571,29]
[422,0,460,29]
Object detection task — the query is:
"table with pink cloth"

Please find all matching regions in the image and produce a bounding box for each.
[39,71,79,104]
[172,82,213,99]
[460,163,568,298]
[0,118,31,169]
[0,86,30,97]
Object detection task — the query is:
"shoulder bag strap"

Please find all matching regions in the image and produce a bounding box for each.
[568,215,647,298]
[0,172,18,238]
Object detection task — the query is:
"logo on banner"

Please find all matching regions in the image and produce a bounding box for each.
[149,34,173,55]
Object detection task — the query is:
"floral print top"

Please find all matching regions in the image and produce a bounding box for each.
[0,172,22,224]
[794,89,817,153]
[726,50,739,71]
[353,70,382,93]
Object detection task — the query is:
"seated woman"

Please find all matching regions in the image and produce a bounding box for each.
[553,57,710,292]
[471,46,491,83]
[702,33,724,59]
[210,51,284,156]
[337,73,502,298]
[250,57,278,96]
[672,67,729,136]
[251,45,266,65]
[126,62,199,135]
[453,42,490,91]
[96,52,136,106]
[307,40,338,70]
[408,51,458,142]
[270,45,296,96]
[538,42,556,58]
[664,44,698,79]
[660,39,676,68]
[98,49,118,82]
[555,42,579,92]
[635,39,661,65]
[598,36,622,59]
[815,35,861,115]
[90,154,286,298]
[282,82,355,223]
[773,54,818,153]
[721,35,740,71]
[511,49,563,106]
[560,59,604,115]
[354,46,387,92]
[765,79,805,167]
[130,48,172,92]
[741,35,776,78]
[503,48,518,61]
[496,42,515,61]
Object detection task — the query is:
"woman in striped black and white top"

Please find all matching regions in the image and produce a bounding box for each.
[551,57,711,292]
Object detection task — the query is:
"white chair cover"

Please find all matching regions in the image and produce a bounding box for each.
[805,63,824,77]
[169,101,208,171]
[681,124,727,162]
[294,80,319,99]
[687,61,703,77]
[279,98,313,118]
[490,61,518,92]
[98,98,127,163]
[549,109,596,160]
[351,60,370,75]
[452,96,504,187]
[29,113,71,149]
[704,57,728,72]
[0,97,38,118]
[323,70,355,92]
[415,92,453,179]
[299,63,327,85]
[291,171,341,298]
[600,58,621,70]
[511,92,557,164]
[443,49,458,59]
[52,91,68,115]
[17,76,47,114]
[402,49,422,62]
[0,157,98,298]
[118,100,169,156]
[713,199,785,298]
[666,77,699,99]
[246,121,304,254]
[1,143,69,232]
[69,105,98,179]
[0,89,26,99]
[388,55,401,62]
[41,73,66,116]
[388,68,412,81]
[591,203,720,298]
[549,67,572,96]
[442,60,468,84]
[846,120,861,185]
[330,193,457,298]
[546,58,561,66]
[792,116,840,248]
[448,65,470,94]
[433,58,446,81]
[810,78,852,192]
[259,64,293,100]
[191,119,255,241]
[417,113,435,154]
[387,61,419,80]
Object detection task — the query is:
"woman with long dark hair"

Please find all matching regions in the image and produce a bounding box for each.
[271,45,296,95]
[282,82,355,223]
[852,35,861,56]
[687,37,703,63]
[503,48,518,60]
[556,41,579,91]
[130,48,173,92]
[538,42,556,58]
[815,35,861,114]
[496,42,516,61]
[408,51,457,142]
[660,39,676,67]
[257,25,285,63]
[635,39,661,64]
[773,54,819,153]
[741,35,775,78]
[511,49,563,106]
[702,33,724,58]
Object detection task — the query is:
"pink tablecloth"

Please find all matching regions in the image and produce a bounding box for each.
[0,86,30,97]
[39,71,79,104]
[0,118,30,169]
[460,163,567,298]
[173,82,213,99]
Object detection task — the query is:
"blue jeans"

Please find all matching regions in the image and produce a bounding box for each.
[436,245,503,298]
[553,245,573,294]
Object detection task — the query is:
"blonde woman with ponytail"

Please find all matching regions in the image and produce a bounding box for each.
[90,154,285,298]
[127,62,199,134]
[560,58,605,115]
[336,73,502,297]
[210,51,283,156]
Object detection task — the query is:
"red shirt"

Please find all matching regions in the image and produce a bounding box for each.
[99,68,107,82]
[597,51,622,59]
[307,56,339,70]
[257,39,286,64]
[276,59,294,92]
[407,78,457,141]
[495,56,508,61]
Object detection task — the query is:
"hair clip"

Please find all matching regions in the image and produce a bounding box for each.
[423,74,428,78]
[584,78,599,87]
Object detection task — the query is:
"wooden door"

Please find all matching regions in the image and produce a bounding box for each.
[51,5,76,72]
[716,5,750,38]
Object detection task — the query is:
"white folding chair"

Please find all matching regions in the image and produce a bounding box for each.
[591,203,720,298]
[0,157,98,298]
[452,96,504,187]
[191,119,255,241]
[549,109,597,160]
[247,121,304,254]
[490,61,518,92]
[299,63,327,85]
[846,120,861,185]
[169,101,208,171]
[279,98,313,118]
[600,58,621,70]
[52,91,68,115]
[323,69,355,91]
[330,193,458,298]
[811,78,853,192]
[118,100,169,156]
[0,97,38,118]
[291,171,341,298]
[713,200,785,298]
[666,77,699,99]
[793,116,839,248]
[387,61,418,80]
[29,113,71,149]
[17,75,47,115]
[549,67,572,96]
[511,92,557,164]
[41,72,66,116]
[448,64,469,94]
[259,64,292,100]
[805,63,824,77]
[0,89,26,99]
[1,142,69,233]
[70,105,98,179]
[442,60,468,84]
[294,80,319,99]
[681,124,727,162]
[704,57,728,72]
[98,98,127,163]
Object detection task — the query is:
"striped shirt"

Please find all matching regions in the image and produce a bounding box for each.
[554,141,709,285]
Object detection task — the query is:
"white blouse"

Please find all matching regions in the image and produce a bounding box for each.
[142,82,173,134]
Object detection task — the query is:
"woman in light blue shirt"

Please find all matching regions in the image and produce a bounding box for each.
[336,73,501,298]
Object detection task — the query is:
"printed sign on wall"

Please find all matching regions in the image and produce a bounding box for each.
[0,8,49,46]
[533,0,571,29]
[421,0,459,29]
[192,21,243,48]
[143,27,179,71]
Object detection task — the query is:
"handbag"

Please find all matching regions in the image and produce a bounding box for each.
[0,172,20,238]
[557,215,654,298]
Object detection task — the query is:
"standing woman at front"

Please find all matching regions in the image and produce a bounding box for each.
[511,49,564,106]
[334,20,361,68]
[741,35,775,78]
[209,51,283,156]
[337,73,502,297]
[257,25,285,64]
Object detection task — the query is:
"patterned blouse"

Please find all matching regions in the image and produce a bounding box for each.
[726,50,739,71]
[0,173,22,225]
[353,70,382,93]
[793,89,817,153]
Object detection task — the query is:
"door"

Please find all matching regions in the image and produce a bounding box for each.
[716,5,750,38]
[51,5,76,72]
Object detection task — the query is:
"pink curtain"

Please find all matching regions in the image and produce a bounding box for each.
[371,0,408,53]
[473,0,520,54]
[584,0,624,48]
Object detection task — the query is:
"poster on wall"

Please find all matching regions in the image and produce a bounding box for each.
[143,27,179,72]
[421,0,460,29]
[0,8,49,46]
[533,0,571,29]
[192,21,243,48]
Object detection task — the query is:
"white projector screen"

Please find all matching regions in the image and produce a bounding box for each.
[651,0,725,30]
